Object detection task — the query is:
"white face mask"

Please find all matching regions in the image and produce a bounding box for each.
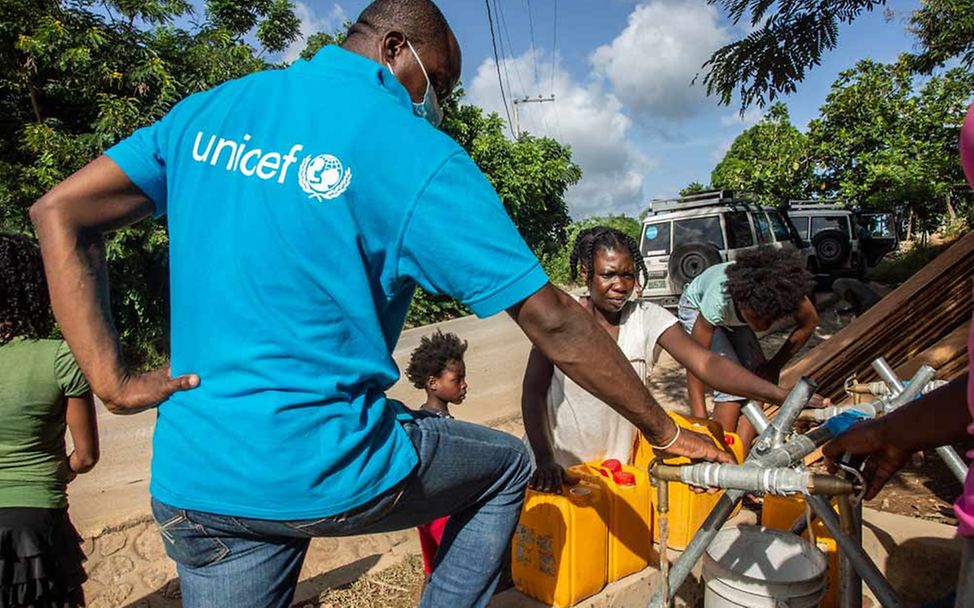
[387,40,444,128]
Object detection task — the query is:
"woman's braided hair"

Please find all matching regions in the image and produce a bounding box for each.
[0,233,53,344]
[569,226,648,287]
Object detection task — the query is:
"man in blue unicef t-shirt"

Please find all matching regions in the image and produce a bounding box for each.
[31,1,731,606]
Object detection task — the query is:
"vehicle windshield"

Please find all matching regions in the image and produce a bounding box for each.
[641,222,671,255]
[724,211,754,248]
[673,216,725,250]
[811,215,850,238]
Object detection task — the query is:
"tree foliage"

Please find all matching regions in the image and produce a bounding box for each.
[710,103,814,204]
[1,3,580,363]
[679,181,709,196]
[807,60,974,231]
[704,0,974,109]
[702,0,884,109]
[908,0,974,74]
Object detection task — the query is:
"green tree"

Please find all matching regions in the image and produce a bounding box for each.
[907,0,974,74]
[299,21,351,61]
[407,95,581,327]
[710,103,814,204]
[1,0,302,365]
[807,60,974,234]
[1,4,581,356]
[703,0,974,109]
[679,181,709,196]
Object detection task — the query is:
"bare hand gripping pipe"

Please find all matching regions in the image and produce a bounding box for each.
[652,463,855,496]
[647,380,817,608]
[647,382,901,608]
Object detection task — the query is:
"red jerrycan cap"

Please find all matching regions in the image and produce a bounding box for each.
[613,471,636,486]
[601,459,623,473]
[724,435,736,446]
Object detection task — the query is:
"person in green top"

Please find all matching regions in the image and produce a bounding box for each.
[0,233,99,607]
[678,247,821,453]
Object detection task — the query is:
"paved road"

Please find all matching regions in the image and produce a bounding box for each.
[69,312,531,533]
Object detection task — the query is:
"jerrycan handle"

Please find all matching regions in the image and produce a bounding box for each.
[613,471,636,486]
[600,459,623,475]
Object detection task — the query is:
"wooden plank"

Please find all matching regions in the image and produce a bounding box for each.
[781,230,974,399]
[895,321,970,380]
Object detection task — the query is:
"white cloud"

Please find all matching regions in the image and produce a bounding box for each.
[711,139,732,163]
[721,107,764,127]
[468,50,655,218]
[283,2,348,64]
[591,0,731,119]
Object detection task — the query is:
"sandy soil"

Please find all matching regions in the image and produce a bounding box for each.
[73,293,963,607]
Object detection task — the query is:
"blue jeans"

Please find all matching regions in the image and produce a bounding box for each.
[151,413,531,608]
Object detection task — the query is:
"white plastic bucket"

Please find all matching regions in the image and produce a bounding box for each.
[702,525,828,608]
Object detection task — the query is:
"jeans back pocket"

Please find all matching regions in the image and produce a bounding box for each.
[152,500,230,569]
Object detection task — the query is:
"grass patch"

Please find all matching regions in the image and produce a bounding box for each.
[867,240,954,285]
[307,554,425,608]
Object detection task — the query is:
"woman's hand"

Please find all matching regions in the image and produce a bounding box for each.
[529,460,579,494]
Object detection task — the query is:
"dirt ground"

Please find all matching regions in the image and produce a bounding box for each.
[75,287,969,607]
[864,448,965,526]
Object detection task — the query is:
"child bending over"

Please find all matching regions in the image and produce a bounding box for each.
[679,246,819,452]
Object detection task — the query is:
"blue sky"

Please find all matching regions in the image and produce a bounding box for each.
[279,0,925,218]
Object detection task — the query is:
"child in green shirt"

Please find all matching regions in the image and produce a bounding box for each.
[0,233,99,607]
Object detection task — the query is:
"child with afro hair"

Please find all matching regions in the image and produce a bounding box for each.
[679,246,820,453]
[404,330,468,577]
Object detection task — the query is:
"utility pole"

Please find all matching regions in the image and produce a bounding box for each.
[512,94,555,137]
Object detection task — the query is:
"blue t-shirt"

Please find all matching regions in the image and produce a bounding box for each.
[105,46,548,519]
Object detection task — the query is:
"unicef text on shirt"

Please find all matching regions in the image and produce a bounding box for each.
[192,132,303,184]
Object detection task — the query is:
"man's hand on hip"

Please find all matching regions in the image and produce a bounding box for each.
[102,367,200,414]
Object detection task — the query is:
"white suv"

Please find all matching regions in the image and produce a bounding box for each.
[639,190,810,308]
[787,200,898,279]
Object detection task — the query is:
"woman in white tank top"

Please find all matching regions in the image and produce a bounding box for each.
[520,227,803,493]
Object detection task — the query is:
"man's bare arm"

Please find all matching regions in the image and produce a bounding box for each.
[30,156,198,414]
[508,284,732,463]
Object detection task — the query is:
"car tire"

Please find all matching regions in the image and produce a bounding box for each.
[668,243,722,287]
[811,229,850,269]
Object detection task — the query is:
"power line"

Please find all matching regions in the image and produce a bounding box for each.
[493,0,519,100]
[550,0,558,95]
[525,0,540,86]
[485,0,515,136]
[495,0,526,97]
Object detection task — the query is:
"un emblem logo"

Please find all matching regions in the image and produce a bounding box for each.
[298,154,352,201]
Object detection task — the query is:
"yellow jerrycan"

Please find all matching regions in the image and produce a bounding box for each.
[567,459,654,582]
[601,460,654,581]
[512,481,608,607]
[762,494,840,608]
[632,412,743,550]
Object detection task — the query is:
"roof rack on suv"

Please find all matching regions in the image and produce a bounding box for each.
[788,199,849,210]
[647,189,755,215]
